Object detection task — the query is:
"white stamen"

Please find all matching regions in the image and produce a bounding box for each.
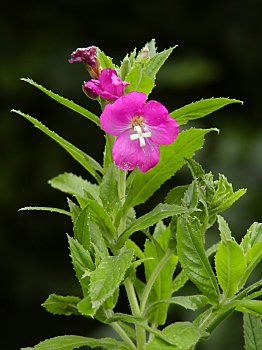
[130,125,151,147]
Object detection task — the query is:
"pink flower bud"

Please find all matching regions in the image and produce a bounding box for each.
[68,46,99,78]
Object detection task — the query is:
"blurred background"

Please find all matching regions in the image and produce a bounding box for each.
[1,0,261,349]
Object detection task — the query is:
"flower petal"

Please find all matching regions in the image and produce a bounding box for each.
[112,130,160,173]
[100,92,147,136]
[142,100,170,126]
[148,118,179,144]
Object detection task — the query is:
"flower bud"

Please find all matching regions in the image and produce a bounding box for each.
[68,46,100,78]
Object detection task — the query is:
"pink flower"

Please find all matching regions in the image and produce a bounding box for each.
[100,92,179,173]
[83,68,129,101]
[69,46,99,78]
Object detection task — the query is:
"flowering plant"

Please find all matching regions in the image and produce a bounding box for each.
[12,40,262,350]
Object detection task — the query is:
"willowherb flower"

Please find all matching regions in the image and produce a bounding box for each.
[83,68,129,101]
[68,46,99,78]
[100,91,179,172]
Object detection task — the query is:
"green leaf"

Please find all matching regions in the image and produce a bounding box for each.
[49,172,100,206]
[77,295,97,317]
[12,110,103,182]
[42,294,81,316]
[217,215,232,241]
[215,240,246,297]
[125,63,155,95]
[186,158,205,179]
[235,300,262,318]
[68,235,94,295]
[145,322,203,350]
[21,78,100,126]
[243,313,262,350]
[73,206,91,250]
[22,335,129,350]
[85,199,116,243]
[143,46,176,79]
[19,206,71,217]
[169,97,243,126]
[241,222,262,253]
[172,242,219,294]
[99,164,119,214]
[97,49,115,69]
[148,295,209,313]
[116,204,189,249]
[89,250,134,309]
[209,174,246,221]
[176,215,220,303]
[124,128,216,210]
[165,185,188,205]
[144,239,178,325]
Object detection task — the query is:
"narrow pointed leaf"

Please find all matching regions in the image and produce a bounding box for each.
[21,335,129,350]
[19,206,71,217]
[116,204,189,249]
[21,78,100,126]
[12,110,103,182]
[170,97,243,126]
[235,300,262,318]
[177,215,220,303]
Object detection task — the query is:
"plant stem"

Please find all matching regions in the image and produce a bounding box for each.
[125,277,146,349]
[117,168,146,349]
[104,309,136,350]
[140,248,174,315]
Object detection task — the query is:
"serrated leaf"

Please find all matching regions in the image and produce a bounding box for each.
[97,49,115,69]
[73,206,91,250]
[145,322,203,350]
[217,215,232,241]
[209,174,246,220]
[143,46,176,79]
[90,250,134,309]
[241,222,262,253]
[177,215,220,303]
[169,97,242,126]
[21,78,100,126]
[116,204,189,249]
[77,295,97,317]
[172,242,219,294]
[21,335,129,350]
[186,158,205,179]
[235,300,262,318]
[124,128,216,211]
[12,110,103,182]
[215,239,246,297]
[99,164,119,213]
[144,239,178,325]
[165,185,189,205]
[243,313,262,350]
[148,295,209,314]
[68,235,94,295]
[42,294,81,316]
[49,172,100,206]
[125,63,155,95]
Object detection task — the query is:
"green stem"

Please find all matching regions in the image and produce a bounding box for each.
[140,248,174,315]
[117,169,146,349]
[104,309,136,350]
[125,278,146,349]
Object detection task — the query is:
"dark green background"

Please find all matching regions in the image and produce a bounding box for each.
[1,1,261,349]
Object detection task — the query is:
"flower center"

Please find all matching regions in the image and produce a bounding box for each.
[130,125,151,148]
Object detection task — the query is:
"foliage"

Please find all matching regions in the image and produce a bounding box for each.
[13,39,261,350]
